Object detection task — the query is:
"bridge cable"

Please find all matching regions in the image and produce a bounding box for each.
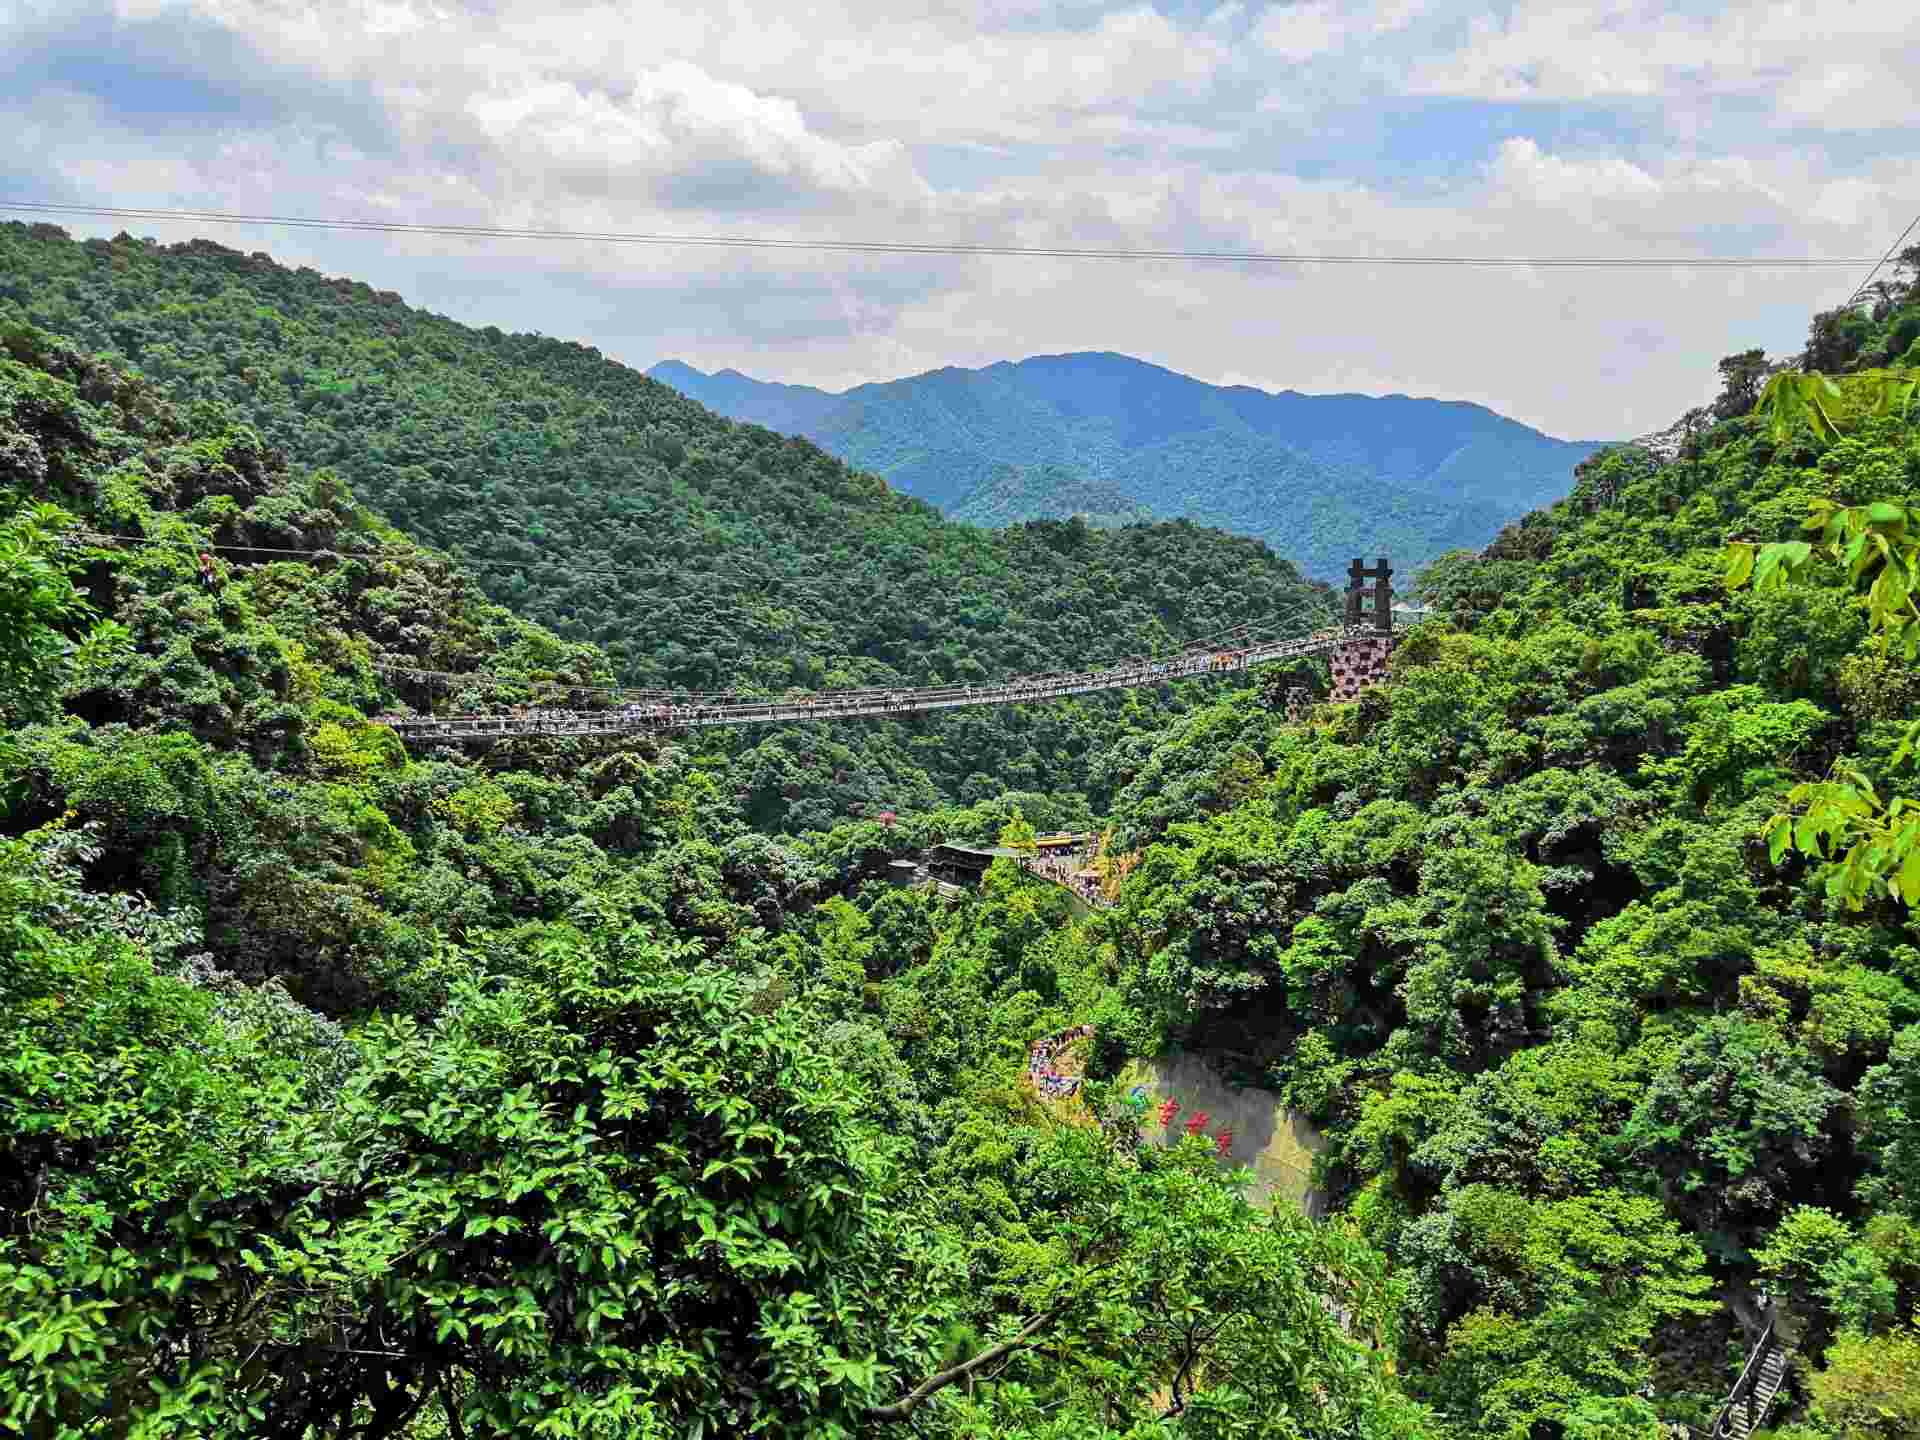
[67,532,1337,648]
[67,526,1342,704]
[368,605,1330,708]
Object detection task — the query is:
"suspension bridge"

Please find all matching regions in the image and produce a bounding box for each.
[379,559,1400,747]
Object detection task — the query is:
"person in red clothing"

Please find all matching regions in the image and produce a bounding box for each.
[198,551,217,591]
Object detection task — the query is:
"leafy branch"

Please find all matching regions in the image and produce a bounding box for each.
[1727,490,1920,908]
[1752,369,1920,445]
[862,1304,1067,1422]
[1726,497,1920,656]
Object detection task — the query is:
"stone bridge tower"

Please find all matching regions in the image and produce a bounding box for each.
[1328,556,1395,702]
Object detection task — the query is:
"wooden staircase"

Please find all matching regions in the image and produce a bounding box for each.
[1713,1318,1789,1439]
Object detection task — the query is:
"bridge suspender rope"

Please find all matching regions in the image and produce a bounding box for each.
[380,557,1399,747]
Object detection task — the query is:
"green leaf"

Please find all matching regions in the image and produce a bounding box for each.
[1767,816,1792,866]
[1870,565,1910,619]
[1892,722,1920,771]
[1844,533,1874,581]
[1753,545,1785,590]
[1897,848,1920,906]
[1724,545,1755,591]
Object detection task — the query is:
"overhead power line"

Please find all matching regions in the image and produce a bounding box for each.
[1,200,1883,270]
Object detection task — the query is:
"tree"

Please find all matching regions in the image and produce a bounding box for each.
[1384,835,1561,1071]
[0,826,318,1437]
[1624,1017,1840,1242]
[1859,1025,1920,1215]
[999,807,1038,854]
[1805,305,1880,373]
[913,1134,1430,1438]
[1754,1206,1897,1353]
[1726,487,1920,907]
[275,944,964,1439]
[0,501,94,723]
[1804,1321,1920,1440]
[1411,548,1485,612]
[1715,348,1771,419]
[1411,1187,1713,1438]
[2,916,969,1438]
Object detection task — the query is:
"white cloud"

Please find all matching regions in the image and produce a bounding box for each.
[3,0,1917,440]
[1399,0,1919,127]
[465,64,931,212]
[1773,59,1914,130]
[1252,0,1426,62]
[1254,2,1346,61]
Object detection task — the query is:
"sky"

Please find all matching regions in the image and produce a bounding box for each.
[2,0,1915,439]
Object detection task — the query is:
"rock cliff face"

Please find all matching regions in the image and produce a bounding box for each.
[1117,1054,1328,1217]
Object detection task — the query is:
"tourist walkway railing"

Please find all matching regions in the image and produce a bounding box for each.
[382,625,1376,746]
[1711,1315,1788,1440]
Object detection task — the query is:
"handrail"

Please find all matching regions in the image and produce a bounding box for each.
[1710,1316,1776,1438]
[381,625,1385,745]
[1014,849,1112,910]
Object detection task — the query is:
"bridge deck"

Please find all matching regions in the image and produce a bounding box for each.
[384,625,1379,745]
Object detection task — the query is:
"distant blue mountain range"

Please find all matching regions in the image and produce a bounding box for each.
[647,352,1610,580]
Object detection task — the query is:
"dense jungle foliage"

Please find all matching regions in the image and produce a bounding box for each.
[6,234,1920,1440]
[1086,254,1920,1437]
[947,462,1152,532]
[0,223,1335,833]
[0,322,1414,1438]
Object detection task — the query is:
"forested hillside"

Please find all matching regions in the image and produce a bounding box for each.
[949,461,1153,530]
[0,223,1333,829]
[1079,261,1920,1436]
[650,351,1608,579]
[8,224,1920,1440]
[0,321,1423,1438]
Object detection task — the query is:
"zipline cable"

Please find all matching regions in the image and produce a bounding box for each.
[1843,204,1920,308]
[2,200,1885,270]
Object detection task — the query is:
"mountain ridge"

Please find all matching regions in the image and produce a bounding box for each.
[649,351,1611,578]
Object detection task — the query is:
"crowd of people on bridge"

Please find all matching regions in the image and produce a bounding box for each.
[1019,848,1109,908]
[368,632,1365,740]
